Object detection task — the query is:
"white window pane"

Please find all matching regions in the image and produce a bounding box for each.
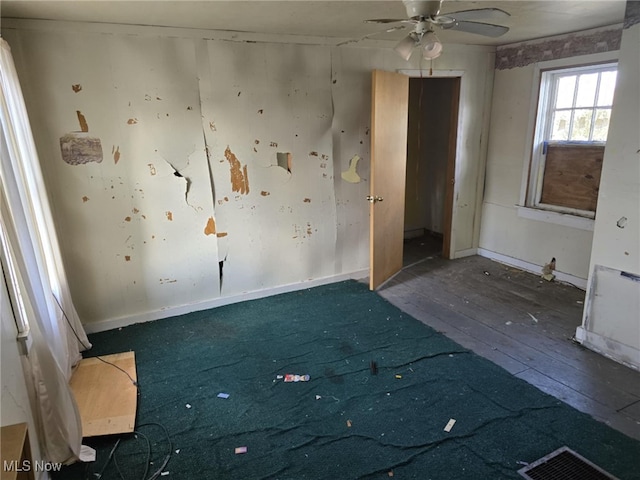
[570,109,593,141]
[550,110,570,141]
[597,71,617,106]
[555,75,576,108]
[592,108,612,141]
[575,73,598,108]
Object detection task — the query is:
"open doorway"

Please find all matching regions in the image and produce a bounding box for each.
[403,76,460,267]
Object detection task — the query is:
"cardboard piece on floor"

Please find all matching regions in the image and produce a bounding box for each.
[70,351,137,437]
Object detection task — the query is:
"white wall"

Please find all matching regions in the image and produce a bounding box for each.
[2,20,494,330]
[479,27,622,283]
[577,5,640,369]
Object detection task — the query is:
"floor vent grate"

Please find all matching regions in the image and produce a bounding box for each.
[518,446,619,480]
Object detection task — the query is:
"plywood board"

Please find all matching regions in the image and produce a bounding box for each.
[540,144,604,211]
[69,352,137,437]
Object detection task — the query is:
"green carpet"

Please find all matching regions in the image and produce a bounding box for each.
[56,280,639,479]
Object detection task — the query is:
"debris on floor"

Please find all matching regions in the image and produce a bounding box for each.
[217,393,230,399]
[284,374,310,382]
[542,257,556,281]
[235,446,247,454]
[444,418,456,432]
[370,360,378,375]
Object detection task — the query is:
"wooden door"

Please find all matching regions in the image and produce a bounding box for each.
[442,76,461,259]
[369,70,409,289]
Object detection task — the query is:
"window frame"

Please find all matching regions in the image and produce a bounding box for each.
[521,53,618,222]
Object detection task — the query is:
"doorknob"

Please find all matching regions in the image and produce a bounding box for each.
[366,195,384,204]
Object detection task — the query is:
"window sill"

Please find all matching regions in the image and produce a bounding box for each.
[17,328,32,356]
[517,206,594,232]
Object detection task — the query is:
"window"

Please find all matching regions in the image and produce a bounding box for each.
[527,63,617,217]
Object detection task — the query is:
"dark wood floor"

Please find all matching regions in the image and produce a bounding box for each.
[375,234,640,440]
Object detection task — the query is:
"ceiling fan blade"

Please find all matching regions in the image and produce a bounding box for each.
[441,8,510,21]
[445,20,509,38]
[337,25,407,47]
[364,18,406,24]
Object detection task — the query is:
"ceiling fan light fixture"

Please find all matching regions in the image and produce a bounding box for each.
[422,31,442,59]
[394,33,419,61]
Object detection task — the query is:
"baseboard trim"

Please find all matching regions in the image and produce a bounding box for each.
[575,326,640,371]
[477,248,588,290]
[453,248,477,259]
[83,269,369,334]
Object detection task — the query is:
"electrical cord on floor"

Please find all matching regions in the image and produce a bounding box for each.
[53,293,138,388]
[52,295,172,480]
[112,430,150,480]
[137,423,172,480]
[94,439,121,479]
[87,423,172,480]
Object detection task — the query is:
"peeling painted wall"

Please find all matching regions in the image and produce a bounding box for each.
[3,22,494,327]
[196,40,337,292]
[5,31,219,323]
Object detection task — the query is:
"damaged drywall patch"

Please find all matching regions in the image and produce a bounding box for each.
[341,155,362,183]
[166,211,173,221]
[617,216,628,228]
[162,156,199,211]
[276,152,292,174]
[113,145,121,164]
[76,111,89,132]
[60,134,103,165]
[72,84,82,93]
[60,110,103,165]
[224,146,250,194]
[204,217,216,235]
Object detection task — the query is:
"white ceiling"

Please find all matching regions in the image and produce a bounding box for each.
[0,1,627,46]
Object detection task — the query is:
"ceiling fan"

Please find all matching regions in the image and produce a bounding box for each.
[363,0,510,60]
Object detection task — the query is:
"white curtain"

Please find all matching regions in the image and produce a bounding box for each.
[0,37,91,464]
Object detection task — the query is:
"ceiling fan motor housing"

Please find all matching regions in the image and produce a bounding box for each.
[403,0,443,19]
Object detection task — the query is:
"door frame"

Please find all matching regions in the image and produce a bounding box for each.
[399,69,463,260]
